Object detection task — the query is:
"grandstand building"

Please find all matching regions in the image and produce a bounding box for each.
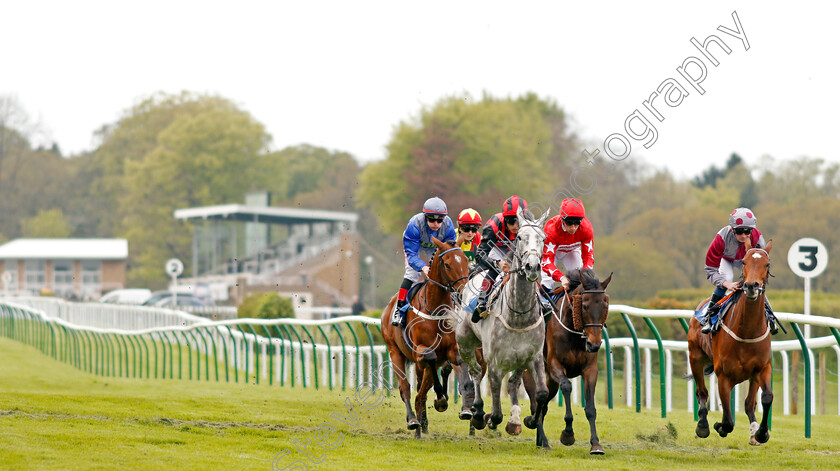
[173,195,359,309]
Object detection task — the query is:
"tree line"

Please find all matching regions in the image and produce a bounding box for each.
[1,92,837,303]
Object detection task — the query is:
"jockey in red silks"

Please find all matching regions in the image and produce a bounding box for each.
[471,195,527,322]
[540,198,595,295]
[455,208,482,263]
[390,196,457,327]
[700,207,778,335]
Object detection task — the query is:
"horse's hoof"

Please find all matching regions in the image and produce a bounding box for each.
[414,428,421,439]
[756,428,770,444]
[505,422,522,436]
[522,415,537,430]
[536,438,551,450]
[407,419,420,430]
[714,422,728,438]
[434,397,448,413]
[459,409,473,420]
[590,444,605,455]
[749,436,761,446]
[696,425,710,438]
[471,414,486,430]
[469,426,476,436]
[560,430,575,446]
[486,415,497,430]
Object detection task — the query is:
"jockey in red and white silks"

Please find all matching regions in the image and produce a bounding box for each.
[540,198,594,292]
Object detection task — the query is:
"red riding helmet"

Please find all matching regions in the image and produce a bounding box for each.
[560,198,585,218]
[502,195,528,217]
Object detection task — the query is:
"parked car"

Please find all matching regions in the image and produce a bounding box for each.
[141,291,210,307]
[99,289,152,305]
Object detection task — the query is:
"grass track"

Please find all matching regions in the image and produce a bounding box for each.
[1,338,838,470]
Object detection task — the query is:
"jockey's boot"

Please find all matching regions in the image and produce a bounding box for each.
[539,294,554,317]
[701,294,723,334]
[472,286,490,323]
[391,299,406,326]
[765,298,779,335]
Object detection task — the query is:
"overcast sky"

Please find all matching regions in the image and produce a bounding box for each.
[4,1,838,179]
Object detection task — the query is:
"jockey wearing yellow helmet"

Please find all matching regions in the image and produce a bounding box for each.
[455,208,482,262]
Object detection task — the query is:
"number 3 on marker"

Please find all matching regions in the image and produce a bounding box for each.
[798,246,818,271]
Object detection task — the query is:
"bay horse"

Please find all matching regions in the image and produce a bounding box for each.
[380,237,473,438]
[456,207,552,448]
[687,241,774,445]
[522,268,613,454]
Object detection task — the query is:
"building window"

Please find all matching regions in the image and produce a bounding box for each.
[24,260,46,293]
[81,260,102,298]
[53,260,75,298]
[2,260,18,292]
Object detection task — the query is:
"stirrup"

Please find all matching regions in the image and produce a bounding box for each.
[391,301,405,326]
[700,320,712,334]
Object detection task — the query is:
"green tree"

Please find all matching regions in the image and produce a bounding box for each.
[359,93,569,234]
[237,292,295,319]
[115,96,274,286]
[20,209,72,238]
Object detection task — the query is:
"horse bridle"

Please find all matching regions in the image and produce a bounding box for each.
[558,288,607,337]
[427,247,469,293]
[739,248,772,298]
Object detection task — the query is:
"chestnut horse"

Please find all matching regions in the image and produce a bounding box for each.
[380,237,473,438]
[522,268,612,454]
[688,241,774,445]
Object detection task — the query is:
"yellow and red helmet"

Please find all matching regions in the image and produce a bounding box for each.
[458,208,482,225]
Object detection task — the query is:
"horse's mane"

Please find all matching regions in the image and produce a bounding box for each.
[567,268,600,292]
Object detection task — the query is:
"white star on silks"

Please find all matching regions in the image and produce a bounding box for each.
[541,259,550,267]
[545,242,556,254]
[584,241,593,252]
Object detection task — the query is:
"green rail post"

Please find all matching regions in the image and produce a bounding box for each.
[246,325,261,385]
[186,330,201,381]
[286,325,307,388]
[345,322,361,389]
[182,331,193,380]
[203,327,219,382]
[71,328,82,371]
[602,327,614,409]
[677,317,699,421]
[150,332,159,379]
[791,323,811,438]
[262,326,275,385]
[104,333,117,377]
[375,324,390,396]
[235,326,250,383]
[139,334,151,379]
[621,313,642,413]
[223,326,237,383]
[361,323,376,391]
[278,324,286,386]
[196,328,211,382]
[80,330,94,373]
[300,326,319,390]
[47,322,57,360]
[317,326,333,390]
[279,325,296,387]
[177,331,186,380]
[643,317,667,418]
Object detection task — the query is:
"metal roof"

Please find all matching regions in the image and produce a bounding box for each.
[173,204,359,225]
[0,239,128,260]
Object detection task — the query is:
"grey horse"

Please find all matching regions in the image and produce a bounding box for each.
[455,207,551,448]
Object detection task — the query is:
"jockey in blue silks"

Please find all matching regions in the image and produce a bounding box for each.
[390,196,457,327]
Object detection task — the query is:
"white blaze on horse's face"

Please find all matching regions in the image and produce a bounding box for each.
[515,208,547,283]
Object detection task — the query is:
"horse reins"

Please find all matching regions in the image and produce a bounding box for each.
[413,246,469,320]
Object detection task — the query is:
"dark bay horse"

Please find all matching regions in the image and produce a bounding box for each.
[688,241,774,445]
[522,268,612,454]
[380,237,473,438]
